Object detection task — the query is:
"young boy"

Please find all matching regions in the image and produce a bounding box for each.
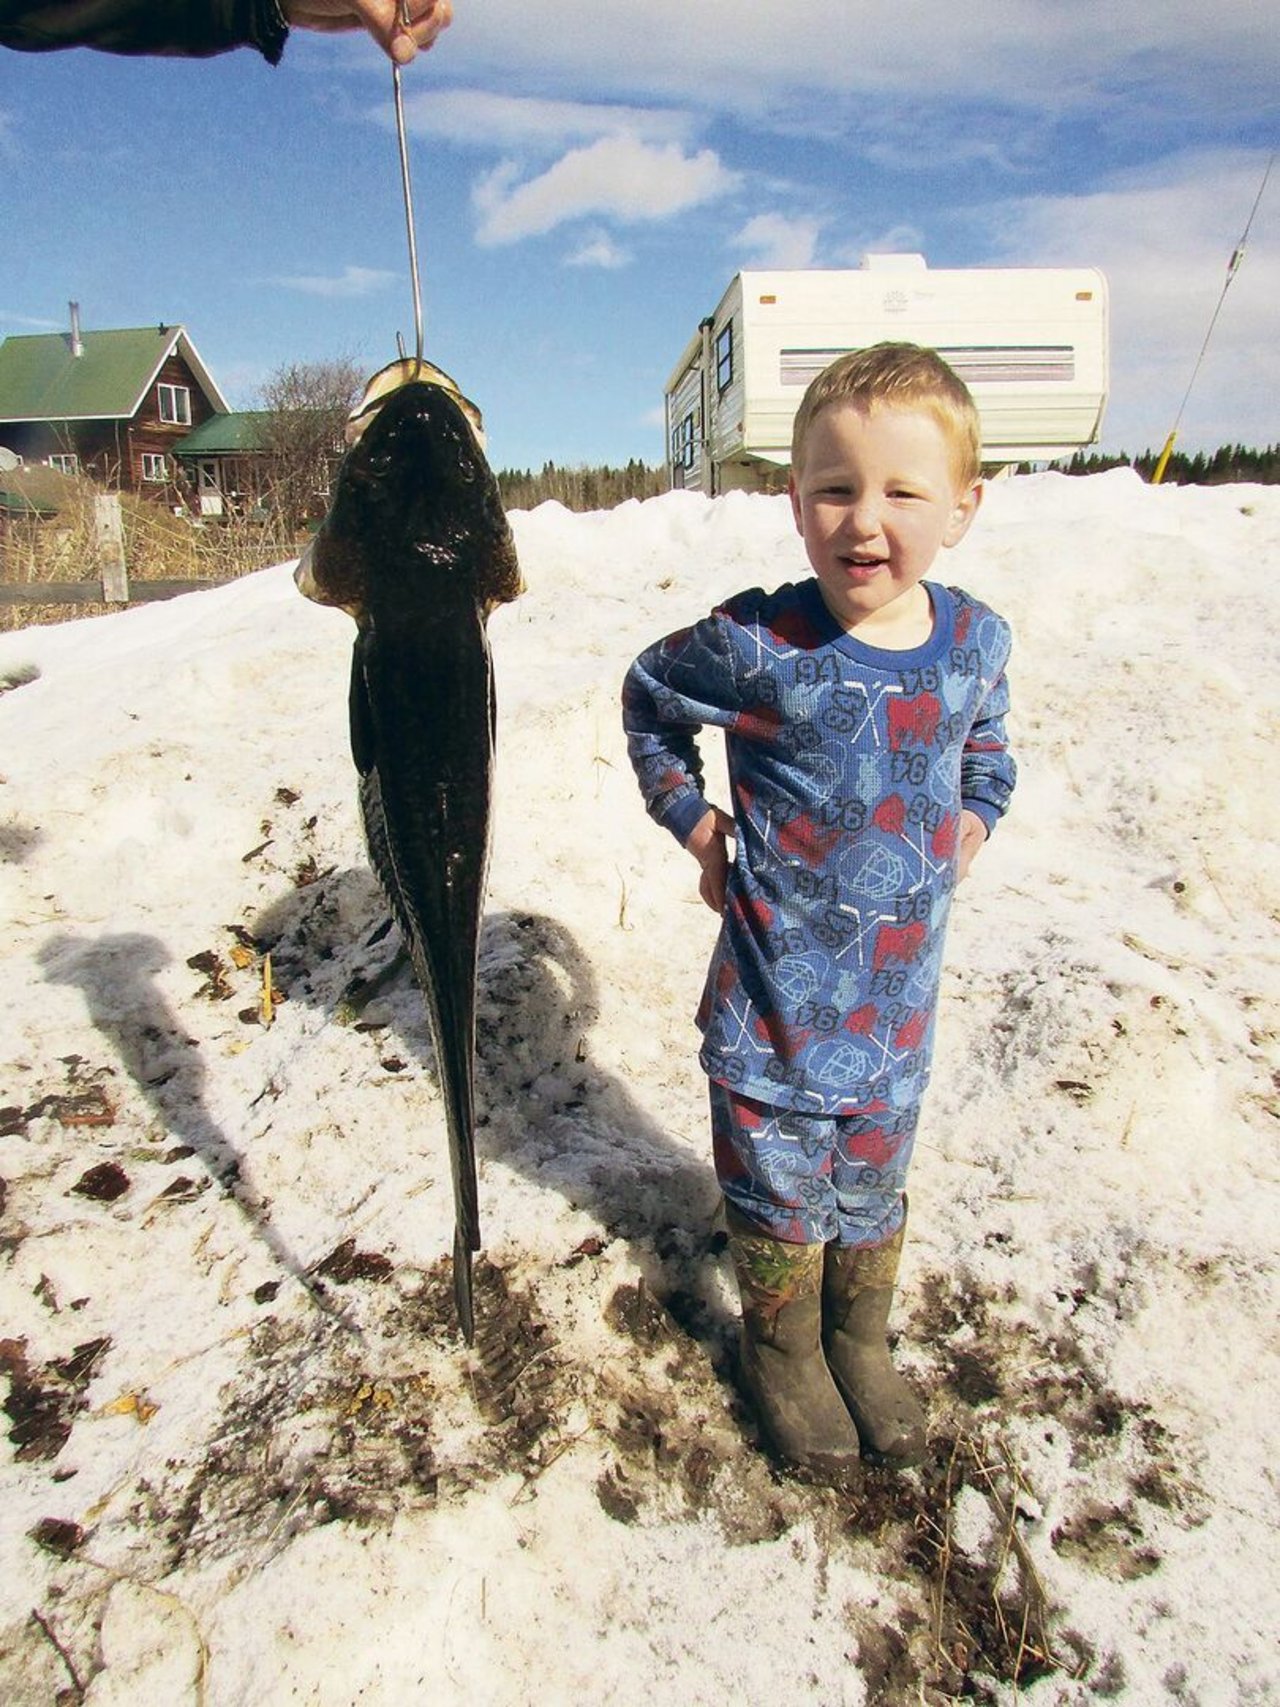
[623,343,1016,1483]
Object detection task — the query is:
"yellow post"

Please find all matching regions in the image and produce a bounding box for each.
[1151,431,1178,486]
[260,953,275,1028]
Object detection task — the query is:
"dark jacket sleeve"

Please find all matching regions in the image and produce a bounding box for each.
[0,1,289,62]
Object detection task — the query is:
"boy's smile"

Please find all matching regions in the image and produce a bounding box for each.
[789,403,982,643]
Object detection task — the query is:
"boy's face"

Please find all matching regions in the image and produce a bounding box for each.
[789,402,982,634]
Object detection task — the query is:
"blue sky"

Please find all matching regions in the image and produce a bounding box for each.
[1,1,1276,471]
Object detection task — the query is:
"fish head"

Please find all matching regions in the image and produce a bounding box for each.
[296,380,524,622]
[344,357,486,449]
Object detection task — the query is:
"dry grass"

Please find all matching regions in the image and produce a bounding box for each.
[0,475,303,633]
[920,1428,1080,1695]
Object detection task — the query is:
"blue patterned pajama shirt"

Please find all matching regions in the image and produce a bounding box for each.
[623,575,1016,1245]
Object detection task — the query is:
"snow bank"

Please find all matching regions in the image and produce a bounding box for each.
[1,474,1277,1704]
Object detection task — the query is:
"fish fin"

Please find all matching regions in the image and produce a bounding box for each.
[348,635,377,777]
[350,634,418,947]
[358,768,417,947]
[492,526,525,608]
[453,1224,476,1345]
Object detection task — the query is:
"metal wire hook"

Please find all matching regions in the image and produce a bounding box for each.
[391,1,425,373]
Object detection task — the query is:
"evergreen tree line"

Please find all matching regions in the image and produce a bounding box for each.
[1059,444,1280,485]
[496,444,1280,511]
[496,459,666,511]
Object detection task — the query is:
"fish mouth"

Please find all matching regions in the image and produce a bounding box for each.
[372,385,489,490]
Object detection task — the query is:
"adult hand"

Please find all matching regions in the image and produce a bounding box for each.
[284,0,452,63]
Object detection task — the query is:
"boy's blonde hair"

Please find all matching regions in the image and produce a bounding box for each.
[790,342,982,489]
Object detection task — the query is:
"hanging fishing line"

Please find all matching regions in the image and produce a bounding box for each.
[391,0,425,374]
[1152,151,1274,482]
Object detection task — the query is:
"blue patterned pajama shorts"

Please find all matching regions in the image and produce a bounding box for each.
[709,1079,918,1248]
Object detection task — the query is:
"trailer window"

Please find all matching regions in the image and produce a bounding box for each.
[938,346,1075,384]
[715,325,734,394]
[780,345,1077,387]
[671,412,696,471]
[780,349,848,387]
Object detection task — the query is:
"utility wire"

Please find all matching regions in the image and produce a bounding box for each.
[1152,151,1274,483]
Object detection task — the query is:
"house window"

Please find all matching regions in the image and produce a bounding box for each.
[142,453,168,482]
[157,383,192,425]
[671,411,696,471]
[715,325,734,393]
[47,453,79,474]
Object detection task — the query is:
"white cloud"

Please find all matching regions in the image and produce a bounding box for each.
[828,225,927,268]
[472,135,740,246]
[978,149,1280,453]
[732,212,822,269]
[398,88,693,151]
[859,123,1043,179]
[450,1,1279,120]
[261,266,397,299]
[376,88,732,253]
[565,232,631,270]
[0,310,62,331]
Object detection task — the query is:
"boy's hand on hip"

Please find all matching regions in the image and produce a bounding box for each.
[957,809,988,881]
[686,806,735,913]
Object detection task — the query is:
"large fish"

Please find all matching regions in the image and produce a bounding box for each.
[295,372,523,1341]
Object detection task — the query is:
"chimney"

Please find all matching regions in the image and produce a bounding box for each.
[69,301,84,358]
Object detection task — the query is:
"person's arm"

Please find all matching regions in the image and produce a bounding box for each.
[684,805,736,914]
[0,0,449,62]
[0,1,291,60]
[957,636,1016,876]
[622,614,743,909]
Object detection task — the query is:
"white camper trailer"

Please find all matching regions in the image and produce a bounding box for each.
[664,255,1108,493]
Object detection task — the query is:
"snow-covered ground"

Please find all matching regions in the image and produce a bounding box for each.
[1,471,1277,1704]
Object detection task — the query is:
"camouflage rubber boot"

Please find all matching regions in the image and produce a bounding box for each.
[725,1205,863,1485]
[821,1214,927,1469]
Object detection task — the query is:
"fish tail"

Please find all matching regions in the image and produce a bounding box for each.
[453,1223,476,1345]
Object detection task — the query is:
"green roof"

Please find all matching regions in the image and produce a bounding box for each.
[171,411,270,457]
[0,325,229,422]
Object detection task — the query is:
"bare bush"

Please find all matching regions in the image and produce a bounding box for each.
[255,358,365,533]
